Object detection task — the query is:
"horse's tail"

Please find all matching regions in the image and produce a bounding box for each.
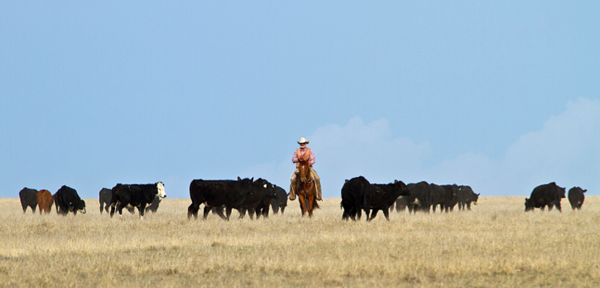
[313,197,320,209]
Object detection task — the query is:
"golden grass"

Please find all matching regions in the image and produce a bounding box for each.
[1,196,599,287]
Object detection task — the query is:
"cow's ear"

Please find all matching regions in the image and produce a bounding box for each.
[237,177,242,181]
[251,177,254,182]
[583,189,587,193]
[394,180,398,184]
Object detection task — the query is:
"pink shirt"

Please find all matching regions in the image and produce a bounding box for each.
[292,147,316,165]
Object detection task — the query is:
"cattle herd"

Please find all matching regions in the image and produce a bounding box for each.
[17,177,588,221]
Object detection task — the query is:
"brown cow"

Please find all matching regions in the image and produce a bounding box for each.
[36,190,54,214]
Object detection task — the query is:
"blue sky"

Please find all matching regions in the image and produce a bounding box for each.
[1,2,599,199]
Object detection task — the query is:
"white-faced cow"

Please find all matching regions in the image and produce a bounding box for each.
[19,188,38,214]
[568,187,587,210]
[525,182,566,212]
[109,182,166,219]
[54,185,86,215]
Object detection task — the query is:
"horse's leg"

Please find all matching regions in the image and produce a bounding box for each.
[307,193,314,218]
[298,193,306,216]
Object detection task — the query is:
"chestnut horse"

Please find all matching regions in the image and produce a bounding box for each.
[295,158,319,217]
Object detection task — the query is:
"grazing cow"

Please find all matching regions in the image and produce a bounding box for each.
[36,190,54,214]
[430,184,457,213]
[19,188,38,213]
[109,182,167,219]
[145,196,162,213]
[54,185,86,215]
[270,185,288,214]
[525,182,566,212]
[188,177,254,220]
[237,178,278,219]
[340,176,371,221]
[406,182,432,213]
[568,187,587,210]
[457,185,479,211]
[368,180,410,221]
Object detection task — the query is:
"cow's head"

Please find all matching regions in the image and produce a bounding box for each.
[473,193,480,205]
[558,185,566,198]
[524,198,533,212]
[393,180,410,196]
[253,178,278,198]
[76,199,86,214]
[156,182,166,198]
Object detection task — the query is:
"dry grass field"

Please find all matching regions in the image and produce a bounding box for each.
[1,196,599,287]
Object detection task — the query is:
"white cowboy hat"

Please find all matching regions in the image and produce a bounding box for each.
[297,137,309,144]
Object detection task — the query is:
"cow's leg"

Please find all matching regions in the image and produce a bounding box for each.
[225,207,232,220]
[139,203,147,220]
[369,209,379,221]
[383,207,390,221]
[187,204,199,220]
[203,206,211,219]
[116,203,124,217]
[556,202,561,212]
[467,202,471,210]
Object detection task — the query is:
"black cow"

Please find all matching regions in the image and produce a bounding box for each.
[99,188,112,214]
[368,180,410,221]
[145,196,162,213]
[100,188,135,214]
[270,185,288,214]
[457,185,479,211]
[568,187,587,210]
[237,178,278,219]
[442,184,459,212]
[54,185,86,215]
[430,184,457,213]
[340,176,371,221]
[187,177,254,220]
[19,188,38,214]
[109,182,167,219]
[406,181,432,213]
[525,182,566,212]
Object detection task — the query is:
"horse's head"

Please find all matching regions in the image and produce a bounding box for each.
[298,159,311,183]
